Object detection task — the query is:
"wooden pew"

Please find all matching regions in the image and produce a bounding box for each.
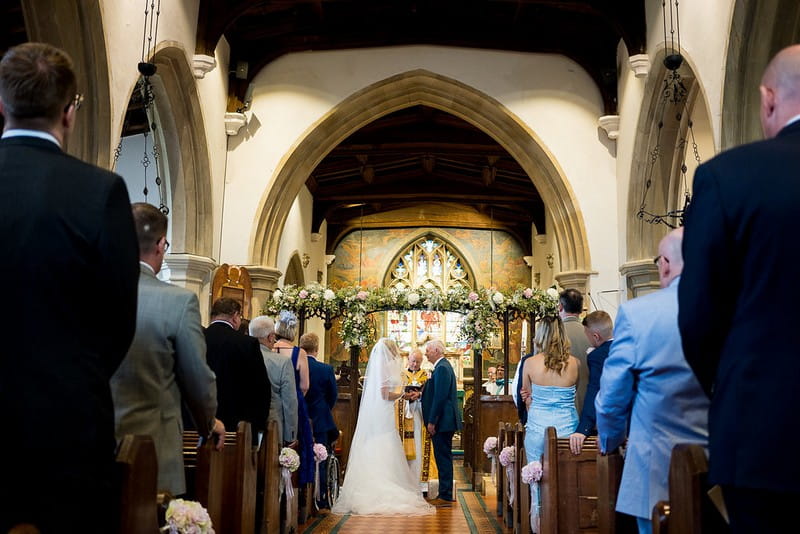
[652,443,726,534]
[497,422,509,518]
[502,422,515,528]
[540,426,600,534]
[183,430,224,528]
[257,420,281,534]
[596,447,625,534]
[512,423,530,534]
[117,434,159,534]
[220,422,257,534]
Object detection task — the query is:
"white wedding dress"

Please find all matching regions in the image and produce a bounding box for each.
[331,338,434,516]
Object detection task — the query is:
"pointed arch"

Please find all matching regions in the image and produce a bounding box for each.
[284,252,305,286]
[250,69,589,275]
[382,232,476,291]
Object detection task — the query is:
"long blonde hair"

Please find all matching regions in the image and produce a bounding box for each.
[534,316,571,374]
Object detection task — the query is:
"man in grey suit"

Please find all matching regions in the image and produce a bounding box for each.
[595,228,709,534]
[111,203,225,496]
[559,288,591,415]
[249,315,298,445]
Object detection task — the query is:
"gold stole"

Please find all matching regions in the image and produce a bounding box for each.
[396,369,438,482]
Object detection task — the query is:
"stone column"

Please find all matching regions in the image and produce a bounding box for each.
[554,269,594,296]
[619,259,660,299]
[164,254,217,320]
[248,265,283,317]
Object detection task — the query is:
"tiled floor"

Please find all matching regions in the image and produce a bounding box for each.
[300,461,511,534]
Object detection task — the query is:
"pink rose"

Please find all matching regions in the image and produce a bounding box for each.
[357,290,368,300]
[468,291,479,302]
[523,288,533,298]
[298,290,309,299]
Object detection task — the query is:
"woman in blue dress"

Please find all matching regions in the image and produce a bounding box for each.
[521,316,581,531]
[273,310,315,487]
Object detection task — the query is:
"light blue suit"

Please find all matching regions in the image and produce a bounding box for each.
[595,276,709,521]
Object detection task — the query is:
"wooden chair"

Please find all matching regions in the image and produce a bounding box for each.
[652,443,726,534]
[257,420,281,534]
[117,434,160,534]
[540,427,601,534]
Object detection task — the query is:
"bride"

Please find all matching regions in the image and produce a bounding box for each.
[331,338,434,516]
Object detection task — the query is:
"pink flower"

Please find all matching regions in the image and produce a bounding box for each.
[498,445,516,467]
[521,460,543,484]
[523,288,533,298]
[313,443,329,462]
[468,291,479,302]
[356,290,368,300]
[483,436,498,457]
[298,290,309,299]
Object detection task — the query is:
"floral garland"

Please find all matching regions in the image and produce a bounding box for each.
[264,283,559,349]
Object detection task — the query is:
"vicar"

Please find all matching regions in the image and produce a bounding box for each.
[398,348,437,494]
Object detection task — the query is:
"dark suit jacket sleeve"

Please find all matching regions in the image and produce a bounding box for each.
[679,164,735,396]
[324,367,338,410]
[247,338,271,432]
[575,345,607,435]
[174,292,217,436]
[98,178,139,375]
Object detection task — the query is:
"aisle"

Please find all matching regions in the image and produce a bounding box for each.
[301,461,511,534]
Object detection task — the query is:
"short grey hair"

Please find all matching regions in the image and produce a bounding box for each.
[249,315,275,339]
[426,339,445,355]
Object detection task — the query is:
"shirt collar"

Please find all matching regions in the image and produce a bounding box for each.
[210,319,234,329]
[139,261,156,275]
[2,129,61,147]
[784,114,800,129]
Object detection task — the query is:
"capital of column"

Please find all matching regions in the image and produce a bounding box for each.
[619,259,660,299]
[554,270,594,296]
[247,265,283,317]
[164,253,217,288]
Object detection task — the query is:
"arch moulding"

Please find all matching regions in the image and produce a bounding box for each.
[251,69,590,276]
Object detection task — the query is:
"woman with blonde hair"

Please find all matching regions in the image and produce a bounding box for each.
[521,316,581,531]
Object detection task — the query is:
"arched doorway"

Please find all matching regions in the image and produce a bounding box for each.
[250,70,590,279]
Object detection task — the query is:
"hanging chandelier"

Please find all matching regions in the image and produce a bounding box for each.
[636,0,699,229]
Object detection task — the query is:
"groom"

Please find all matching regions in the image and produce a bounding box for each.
[421,339,461,504]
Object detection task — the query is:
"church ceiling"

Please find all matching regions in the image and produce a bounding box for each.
[196,0,647,115]
[308,105,545,254]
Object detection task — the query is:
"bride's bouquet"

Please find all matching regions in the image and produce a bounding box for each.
[161,499,214,534]
[279,447,301,498]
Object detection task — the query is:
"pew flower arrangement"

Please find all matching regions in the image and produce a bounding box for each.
[313,443,329,501]
[499,445,517,505]
[521,460,543,484]
[264,283,557,349]
[162,499,214,534]
[483,436,499,485]
[279,447,301,498]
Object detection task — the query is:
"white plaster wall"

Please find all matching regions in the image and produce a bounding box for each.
[223,46,620,302]
[274,186,329,357]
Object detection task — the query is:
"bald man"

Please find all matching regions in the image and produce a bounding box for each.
[597,228,709,534]
[679,44,800,533]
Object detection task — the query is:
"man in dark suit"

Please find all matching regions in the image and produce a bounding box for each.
[421,339,462,505]
[0,43,139,533]
[679,44,800,533]
[568,310,613,455]
[299,332,339,509]
[112,203,225,496]
[205,298,270,440]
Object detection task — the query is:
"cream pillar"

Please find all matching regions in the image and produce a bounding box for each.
[619,260,660,299]
[164,254,217,320]
[248,265,283,317]
[554,270,594,297]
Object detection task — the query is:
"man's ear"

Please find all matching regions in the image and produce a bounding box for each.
[760,85,775,119]
[62,104,77,132]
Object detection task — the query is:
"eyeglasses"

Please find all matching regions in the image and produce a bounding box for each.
[653,255,669,266]
[164,239,170,252]
[64,93,83,113]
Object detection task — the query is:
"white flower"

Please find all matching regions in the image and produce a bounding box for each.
[272,289,282,301]
[323,289,336,300]
[492,292,504,305]
[546,287,559,299]
[407,292,420,306]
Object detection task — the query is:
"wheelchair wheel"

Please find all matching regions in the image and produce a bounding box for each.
[326,453,341,506]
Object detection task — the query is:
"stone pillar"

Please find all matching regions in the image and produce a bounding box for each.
[554,270,593,296]
[164,254,217,320]
[248,265,283,317]
[619,259,660,299]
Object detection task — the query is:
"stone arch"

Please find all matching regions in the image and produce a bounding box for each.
[22,0,112,167]
[250,69,590,277]
[626,48,715,263]
[722,0,800,149]
[136,43,213,258]
[381,231,477,289]
[284,252,305,286]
